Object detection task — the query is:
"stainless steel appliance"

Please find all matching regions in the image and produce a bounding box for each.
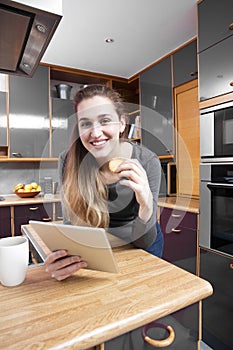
[200,101,233,162]
[0,0,62,77]
[200,163,233,257]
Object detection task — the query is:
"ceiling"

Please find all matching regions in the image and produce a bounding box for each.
[41,0,197,79]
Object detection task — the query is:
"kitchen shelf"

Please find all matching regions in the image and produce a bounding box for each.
[158,155,174,160]
[0,158,58,163]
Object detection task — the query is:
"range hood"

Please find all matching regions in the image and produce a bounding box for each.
[0,0,62,77]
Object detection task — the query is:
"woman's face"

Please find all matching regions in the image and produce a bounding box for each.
[77,96,126,161]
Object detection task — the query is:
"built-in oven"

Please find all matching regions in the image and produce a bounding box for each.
[200,163,233,257]
[200,101,233,162]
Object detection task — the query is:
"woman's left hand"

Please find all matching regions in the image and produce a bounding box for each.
[116,159,153,222]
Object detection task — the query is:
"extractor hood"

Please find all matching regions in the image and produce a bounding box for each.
[0,0,62,77]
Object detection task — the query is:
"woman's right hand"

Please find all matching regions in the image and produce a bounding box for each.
[44,250,88,281]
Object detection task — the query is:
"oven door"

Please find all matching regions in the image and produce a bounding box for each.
[200,101,233,162]
[207,182,233,256]
[215,108,233,157]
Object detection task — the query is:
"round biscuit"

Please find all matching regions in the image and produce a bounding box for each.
[109,157,125,172]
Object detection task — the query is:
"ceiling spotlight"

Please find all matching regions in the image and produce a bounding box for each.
[36,24,47,33]
[23,63,30,68]
[105,38,114,43]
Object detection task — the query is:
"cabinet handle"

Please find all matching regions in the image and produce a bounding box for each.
[171,214,181,218]
[171,228,181,233]
[142,321,175,348]
[42,217,52,222]
[228,23,233,31]
[189,71,198,77]
[29,207,39,211]
[57,216,63,220]
[165,149,172,154]
[12,152,23,158]
[230,263,233,269]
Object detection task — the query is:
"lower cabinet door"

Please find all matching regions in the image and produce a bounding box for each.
[104,304,199,350]
[159,207,197,274]
[162,227,197,274]
[200,249,233,350]
[14,203,52,235]
[0,206,11,238]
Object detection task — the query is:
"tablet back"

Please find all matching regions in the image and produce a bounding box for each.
[29,221,118,273]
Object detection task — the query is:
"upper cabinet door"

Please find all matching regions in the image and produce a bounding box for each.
[198,0,233,52]
[51,98,76,157]
[0,92,7,146]
[173,40,198,87]
[9,65,50,158]
[199,35,233,101]
[140,57,174,157]
[0,74,7,148]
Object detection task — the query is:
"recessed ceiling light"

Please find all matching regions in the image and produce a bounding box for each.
[23,63,30,68]
[36,24,47,33]
[105,38,114,43]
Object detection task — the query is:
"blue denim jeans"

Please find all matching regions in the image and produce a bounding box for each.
[144,221,164,258]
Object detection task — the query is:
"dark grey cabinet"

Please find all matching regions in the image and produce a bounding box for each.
[173,40,198,87]
[140,57,174,156]
[200,249,233,350]
[198,0,233,53]
[199,35,233,100]
[198,0,233,101]
[0,206,11,238]
[51,98,76,157]
[9,65,50,158]
[160,207,197,274]
[105,303,199,349]
[0,92,7,147]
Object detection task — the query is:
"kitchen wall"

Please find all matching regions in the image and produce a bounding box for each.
[0,162,59,195]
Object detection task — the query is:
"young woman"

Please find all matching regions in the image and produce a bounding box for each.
[45,84,163,280]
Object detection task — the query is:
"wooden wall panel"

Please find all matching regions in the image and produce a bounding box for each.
[174,79,200,198]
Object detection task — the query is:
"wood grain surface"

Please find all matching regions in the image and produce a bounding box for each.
[0,194,61,207]
[0,226,212,350]
[158,196,199,213]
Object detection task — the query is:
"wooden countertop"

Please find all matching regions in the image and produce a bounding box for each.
[0,193,61,206]
[158,196,199,214]
[0,194,199,214]
[0,226,212,350]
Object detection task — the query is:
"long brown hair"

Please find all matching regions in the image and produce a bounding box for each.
[62,84,126,228]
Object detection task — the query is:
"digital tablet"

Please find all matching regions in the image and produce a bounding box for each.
[29,220,118,273]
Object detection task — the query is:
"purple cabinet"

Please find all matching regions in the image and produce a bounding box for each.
[160,207,197,274]
[14,203,52,236]
[0,206,11,238]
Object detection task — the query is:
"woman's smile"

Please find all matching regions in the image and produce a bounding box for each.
[90,138,108,147]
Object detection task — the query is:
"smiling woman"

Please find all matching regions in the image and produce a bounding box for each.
[44,84,163,281]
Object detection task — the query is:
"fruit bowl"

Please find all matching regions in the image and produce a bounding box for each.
[14,182,41,198]
[14,191,41,198]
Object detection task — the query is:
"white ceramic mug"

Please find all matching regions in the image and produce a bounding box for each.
[0,236,29,287]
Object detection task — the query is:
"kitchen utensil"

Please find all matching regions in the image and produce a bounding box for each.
[55,84,72,99]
